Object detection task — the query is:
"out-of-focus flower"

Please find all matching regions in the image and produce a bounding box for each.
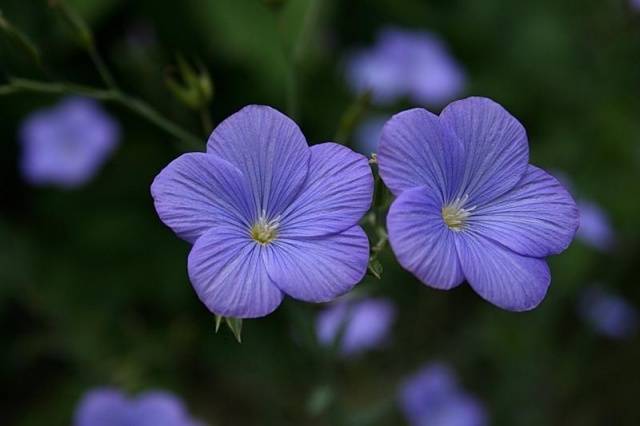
[379,97,579,311]
[316,298,396,357]
[631,0,640,11]
[346,27,465,106]
[20,97,120,188]
[74,388,203,426]
[576,201,615,251]
[399,363,487,426]
[579,286,638,340]
[152,106,373,318]
[353,114,388,155]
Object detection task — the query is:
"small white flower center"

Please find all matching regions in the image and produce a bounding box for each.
[442,195,475,231]
[250,210,280,245]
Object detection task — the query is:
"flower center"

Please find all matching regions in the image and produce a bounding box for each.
[250,211,280,245]
[442,195,475,232]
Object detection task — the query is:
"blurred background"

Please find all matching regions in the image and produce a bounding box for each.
[1,0,640,425]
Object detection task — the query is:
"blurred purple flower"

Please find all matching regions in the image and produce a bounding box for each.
[579,286,638,340]
[576,201,615,251]
[316,298,396,357]
[354,115,388,155]
[20,97,120,188]
[74,388,203,426]
[632,0,640,11]
[346,27,465,106]
[379,97,579,311]
[152,106,373,318]
[399,363,487,426]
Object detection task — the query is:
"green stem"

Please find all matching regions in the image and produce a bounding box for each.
[1,77,202,149]
[86,41,118,90]
[279,0,323,119]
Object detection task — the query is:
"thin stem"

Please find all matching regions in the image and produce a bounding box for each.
[1,77,202,149]
[279,0,323,119]
[86,42,118,90]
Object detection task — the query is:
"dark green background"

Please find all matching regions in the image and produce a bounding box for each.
[1,0,639,424]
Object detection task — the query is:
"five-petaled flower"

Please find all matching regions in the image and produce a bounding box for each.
[152,106,373,318]
[20,97,120,188]
[399,362,488,426]
[74,387,203,426]
[379,97,579,311]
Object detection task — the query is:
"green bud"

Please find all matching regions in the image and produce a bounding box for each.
[165,55,214,110]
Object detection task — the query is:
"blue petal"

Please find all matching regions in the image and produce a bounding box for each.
[151,153,255,243]
[264,226,369,302]
[207,105,311,216]
[378,108,464,201]
[279,143,373,238]
[387,186,465,289]
[468,165,579,258]
[73,388,130,426]
[440,97,529,205]
[131,391,194,426]
[456,232,551,311]
[188,227,284,318]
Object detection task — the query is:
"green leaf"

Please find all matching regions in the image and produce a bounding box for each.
[224,317,243,343]
[367,258,383,279]
[214,315,223,333]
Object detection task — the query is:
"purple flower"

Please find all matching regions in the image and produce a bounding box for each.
[399,363,487,426]
[346,27,465,106]
[579,286,638,340]
[316,298,396,357]
[353,115,388,155]
[73,388,203,426]
[378,97,579,311]
[20,97,120,188]
[576,201,615,251]
[151,106,373,318]
[632,0,640,11]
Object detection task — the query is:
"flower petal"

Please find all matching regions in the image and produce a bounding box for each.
[378,108,464,201]
[279,143,373,238]
[74,388,130,426]
[151,153,255,243]
[265,226,369,302]
[456,233,550,311]
[468,165,579,257]
[387,186,465,289]
[188,227,283,318]
[440,97,529,204]
[207,105,310,216]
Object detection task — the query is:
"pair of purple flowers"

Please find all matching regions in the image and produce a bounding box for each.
[151,97,578,318]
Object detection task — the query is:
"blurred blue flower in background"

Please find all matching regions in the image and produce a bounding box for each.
[20,97,120,188]
[152,106,373,318]
[579,286,638,340]
[353,114,388,155]
[379,97,579,311]
[399,363,487,426]
[74,388,203,426]
[316,298,396,357]
[346,27,466,106]
[576,201,615,251]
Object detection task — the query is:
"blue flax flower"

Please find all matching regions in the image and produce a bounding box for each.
[579,285,638,340]
[379,97,578,311]
[74,388,203,426]
[399,363,487,426]
[576,200,615,251]
[316,297,396,357]
[20,97,120,188]
[346,27,465,106]
[152,106,373,318]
